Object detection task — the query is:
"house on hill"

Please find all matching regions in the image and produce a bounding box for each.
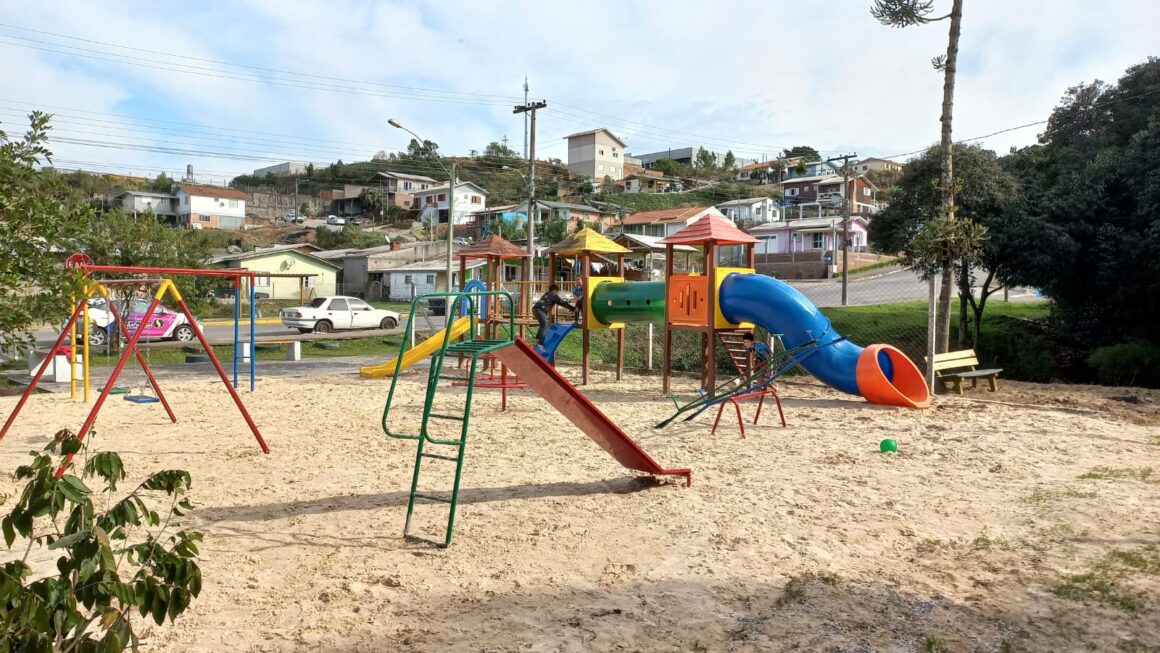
[564,128,627,181]
[175,183,248,230]
[621,206,727,238]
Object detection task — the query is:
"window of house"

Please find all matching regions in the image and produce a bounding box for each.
[786,188,799,197]
[812,233,825,249]
[404,181,412,190]
[470,195,482,204]
[862,187,871,197]
[598,164,604,172]
[198,214,211,222]
[599,148,605,156]
[228,199,238,208]
[404,274,413,284]
[183,195,189,206]
[438,193,446,201]
[426,274,435,285]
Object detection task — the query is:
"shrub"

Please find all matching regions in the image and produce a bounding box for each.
[1087,339,1160,388]
[0,432,202,651]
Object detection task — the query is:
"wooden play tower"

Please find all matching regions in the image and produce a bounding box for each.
[453,235,532,338]
[546,228,633,385]
[659,215,759,395]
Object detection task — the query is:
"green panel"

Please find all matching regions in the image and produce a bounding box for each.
[591,281,666,324]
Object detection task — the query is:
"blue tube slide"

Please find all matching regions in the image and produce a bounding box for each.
[717,273,930,408]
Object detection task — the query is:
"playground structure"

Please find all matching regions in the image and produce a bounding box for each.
[543,219,930,410]
[381,290,691,548]
[0,254,269,474]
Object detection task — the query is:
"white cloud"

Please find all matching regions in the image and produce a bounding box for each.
[0,0,1156,180]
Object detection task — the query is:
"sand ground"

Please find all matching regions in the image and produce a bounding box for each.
[1,367,1158,652]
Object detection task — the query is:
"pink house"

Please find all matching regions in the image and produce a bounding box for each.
[748,216,870,255]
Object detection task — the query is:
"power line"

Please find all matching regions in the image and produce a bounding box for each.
[0,23,524,103]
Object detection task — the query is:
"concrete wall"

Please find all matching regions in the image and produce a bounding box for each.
[755,251,895,279]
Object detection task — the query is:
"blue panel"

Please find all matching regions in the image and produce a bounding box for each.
[533,322,576,364]
[717,273,864,397]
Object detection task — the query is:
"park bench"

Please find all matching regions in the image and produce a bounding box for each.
[240,340,302,362]
[930,349,1002,394]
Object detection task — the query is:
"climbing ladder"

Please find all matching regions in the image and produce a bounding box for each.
[381,290,516,548]
[718,330,755,376]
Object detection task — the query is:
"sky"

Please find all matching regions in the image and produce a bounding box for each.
[0,0,1156,185]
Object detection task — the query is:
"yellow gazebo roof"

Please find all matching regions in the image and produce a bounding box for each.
[547,227,632,256]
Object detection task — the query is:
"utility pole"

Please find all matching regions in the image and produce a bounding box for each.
[513,100,547,315]
[826,152,856,306]
[447,161,456,291]
[522,76,530,159]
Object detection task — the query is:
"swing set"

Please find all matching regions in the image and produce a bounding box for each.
[0,254,269,476]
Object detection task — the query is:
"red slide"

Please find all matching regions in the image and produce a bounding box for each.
[493,338,692,486]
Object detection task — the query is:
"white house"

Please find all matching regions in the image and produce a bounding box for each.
[385,256,487,300]
[714,197,780,224]
[111,190,178,220]
[411,181,489,226]
[174,183,247,230]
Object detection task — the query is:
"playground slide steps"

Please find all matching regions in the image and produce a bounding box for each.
[717,330,755,376]
[493,338,692,486]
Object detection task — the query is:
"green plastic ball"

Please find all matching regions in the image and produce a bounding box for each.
[879,438,897,453]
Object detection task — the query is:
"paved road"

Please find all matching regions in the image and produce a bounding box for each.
[789,266,1044,308]
[31,315,448,348]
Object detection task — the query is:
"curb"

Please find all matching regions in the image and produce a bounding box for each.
[202,318,284,326]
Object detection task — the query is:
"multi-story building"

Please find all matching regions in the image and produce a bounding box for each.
[411,181,489,225]
[174,183,248,230]
[564,128,627,181]
[252,162,308,177]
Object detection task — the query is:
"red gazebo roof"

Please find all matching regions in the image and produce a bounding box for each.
[658,215,758,245]
[454,235,531,260]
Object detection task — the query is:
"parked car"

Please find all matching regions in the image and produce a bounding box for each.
[280,296,400,334]
[284,211,304,224]
[326,215,346,225]
[82,298,204,347]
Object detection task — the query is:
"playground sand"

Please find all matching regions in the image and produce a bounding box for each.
[1,369,1158,652]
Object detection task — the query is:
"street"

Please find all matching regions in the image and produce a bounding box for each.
[789,266,1044,309]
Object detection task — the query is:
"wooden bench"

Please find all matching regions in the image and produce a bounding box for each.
[930,349,1002,394]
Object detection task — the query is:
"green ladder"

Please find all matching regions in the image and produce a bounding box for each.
[381,290,516,547]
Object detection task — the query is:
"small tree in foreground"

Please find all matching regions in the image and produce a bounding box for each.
[0,433,202,651]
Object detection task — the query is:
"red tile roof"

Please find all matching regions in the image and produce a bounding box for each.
[176,183,248,200]
[454,235,530,260]
[659,215,758,246]
[622,206,711,226]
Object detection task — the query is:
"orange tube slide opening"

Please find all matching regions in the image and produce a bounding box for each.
[855,344,932,409]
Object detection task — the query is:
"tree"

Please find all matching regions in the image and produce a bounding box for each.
[723,151,737,170]
[1,434,203,650]
[483,141,518,158]
[0,112,87,352]
[870,144,1021,347]
[314,223,387,250]
[149,172,173,193]
[406,139,440,159]
[305,163,315,178]
[578,178,594,196]
[487,215,526,241]
[1001,57,1160,348]
[694,147,718,170]
[540,216,570,244]
[781,146,822,162]
[872,0,965,352]
[653,158,680,177]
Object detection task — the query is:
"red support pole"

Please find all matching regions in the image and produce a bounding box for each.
[57,294,167,476]
[174,297,270,454]
[0,299,86,441]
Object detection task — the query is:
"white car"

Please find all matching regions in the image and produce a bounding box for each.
[326,215,346,225]
[280,296,400,334]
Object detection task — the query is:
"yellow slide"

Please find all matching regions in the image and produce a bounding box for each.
[359,315,473,378]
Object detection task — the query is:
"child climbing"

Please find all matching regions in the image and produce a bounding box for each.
[533,284,576,345]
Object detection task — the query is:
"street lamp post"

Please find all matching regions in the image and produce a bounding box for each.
[389,119,456,292]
